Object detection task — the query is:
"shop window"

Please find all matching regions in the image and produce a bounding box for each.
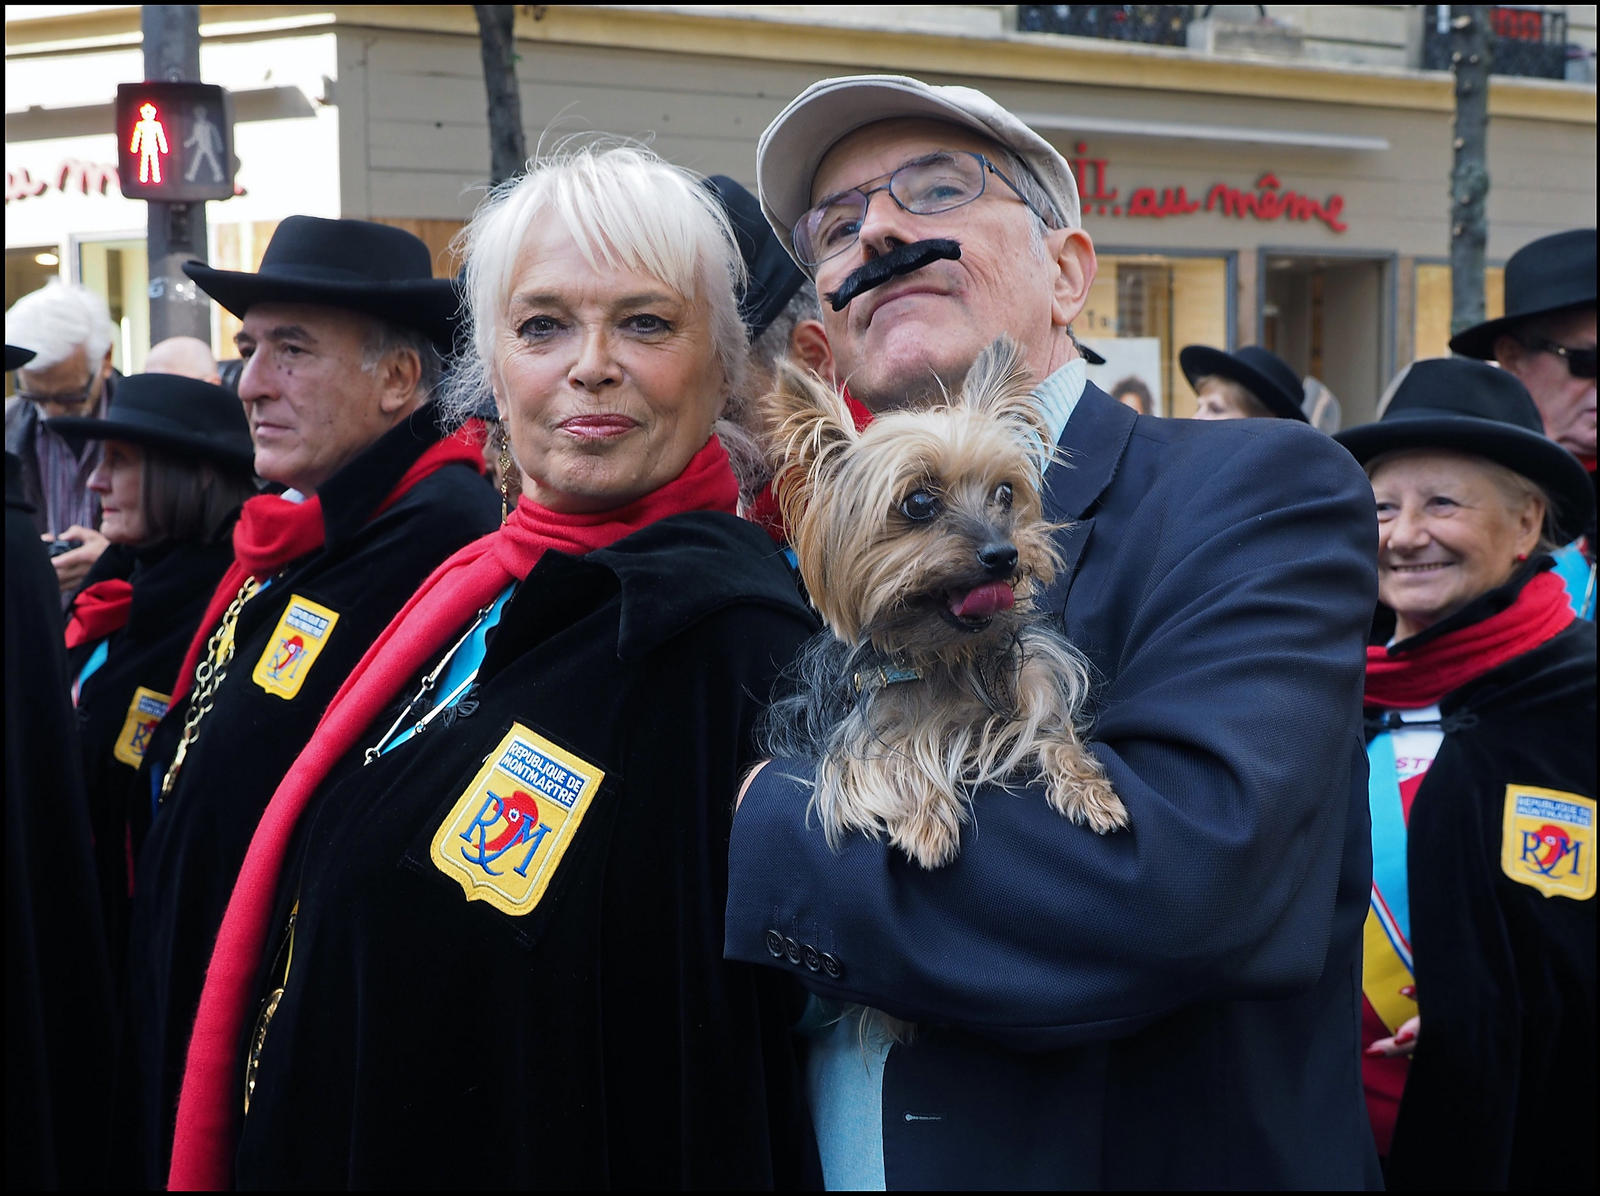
[1414,263,1505,362]
[1078,253,1230,417]
[76,238,148,376]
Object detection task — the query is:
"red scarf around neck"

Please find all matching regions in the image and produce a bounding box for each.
[167,436,738,1190]
[64,578,134,650]
[1364,569,1575,709]
[169,427,485,705]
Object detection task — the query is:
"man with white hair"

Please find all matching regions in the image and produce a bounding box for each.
[5,280,117,589]
[726,75,1381,1189]
[144,335,222,385]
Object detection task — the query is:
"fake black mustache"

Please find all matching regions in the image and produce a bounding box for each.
[823,239,963,312]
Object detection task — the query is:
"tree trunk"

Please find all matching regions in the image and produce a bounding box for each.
[474,5,527,186]
[1448,5,1493,338]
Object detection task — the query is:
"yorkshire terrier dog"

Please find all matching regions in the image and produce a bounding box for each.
[760,337,1128,871]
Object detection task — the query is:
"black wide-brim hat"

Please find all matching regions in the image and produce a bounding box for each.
[1336,356,1594,544]
[184,216,459,354]
[1179,343,1308,422]
[1450,228,1597,360]
[6,343,36,372]
[46,371,255,473]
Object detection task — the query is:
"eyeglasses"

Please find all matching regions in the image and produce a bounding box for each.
[13,380,98,407]
[793,150,1051,269]
[1526,338,1597,380]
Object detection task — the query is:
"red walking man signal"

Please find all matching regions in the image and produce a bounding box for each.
[129,101,169,183]
[115,82,235,202]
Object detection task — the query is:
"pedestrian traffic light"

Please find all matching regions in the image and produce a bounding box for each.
[115,82,235,202]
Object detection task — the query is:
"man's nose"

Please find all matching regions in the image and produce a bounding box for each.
[236,353,269,404]
[855,186,917,258]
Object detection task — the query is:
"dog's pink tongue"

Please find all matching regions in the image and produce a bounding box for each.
[950,581,1015,620]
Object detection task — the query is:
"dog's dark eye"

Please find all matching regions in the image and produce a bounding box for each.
[993,482,1014,509]
[899,488,942,522]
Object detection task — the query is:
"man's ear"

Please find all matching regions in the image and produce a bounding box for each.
[1047,226,1097,330]
[376,347,424,416]
[789,318,834,383]
[1493,333,1527,373]
[96,347,115,383]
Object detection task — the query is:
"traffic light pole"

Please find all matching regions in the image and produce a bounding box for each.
[142,4,210,344]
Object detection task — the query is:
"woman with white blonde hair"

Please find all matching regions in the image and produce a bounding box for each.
[166,143,822,1189]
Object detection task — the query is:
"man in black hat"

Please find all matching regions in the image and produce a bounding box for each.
[1179,342,1310,422]
[1451,227,1596,617]
[114,216,499,1187]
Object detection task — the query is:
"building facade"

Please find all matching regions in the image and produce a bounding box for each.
[6,3,1596,424]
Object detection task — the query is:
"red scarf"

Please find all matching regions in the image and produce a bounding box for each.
[167,436,738,1191]
[64,578,134,650]
[169,427,486,705]
[747,387,874,544]
[1364,570,1575,709]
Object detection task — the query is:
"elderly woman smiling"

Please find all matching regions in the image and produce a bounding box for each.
[1336,357,1596,1191]
[166,144,821,1190]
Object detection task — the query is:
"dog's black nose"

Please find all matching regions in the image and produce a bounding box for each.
[977,541,1018,576]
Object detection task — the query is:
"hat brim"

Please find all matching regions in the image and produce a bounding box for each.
[45,414,256,474]
[183,262,460,355]
[1448,300,1593,360]
[756,75,1077,267]
[1179,345,1307,422]
[1335,414,1595,544]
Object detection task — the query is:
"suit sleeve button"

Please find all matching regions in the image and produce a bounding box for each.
[802,944,822,972]
[783,936,802,965]
[820,952,843,978]
[764,930,785,958]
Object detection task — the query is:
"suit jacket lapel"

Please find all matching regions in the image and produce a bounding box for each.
[1041,381,1136,607]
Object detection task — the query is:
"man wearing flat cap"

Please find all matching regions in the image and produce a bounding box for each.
[1451,227,1596,618]
[726,74,1380,1188]
[113,217,499,1187]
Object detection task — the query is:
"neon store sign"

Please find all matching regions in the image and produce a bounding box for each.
[1068,143,1349,234]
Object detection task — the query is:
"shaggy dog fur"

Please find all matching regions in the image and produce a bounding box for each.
[759,337,1127,872]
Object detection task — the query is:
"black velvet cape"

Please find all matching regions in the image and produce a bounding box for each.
[114,408,499,1187]
[65,533,237,976]
[232,512,822,1189]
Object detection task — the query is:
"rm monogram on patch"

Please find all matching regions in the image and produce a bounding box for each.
[114,685,170,767]
[1500,784,1595,901]
[430,723,604,917]
[252,595,340,700]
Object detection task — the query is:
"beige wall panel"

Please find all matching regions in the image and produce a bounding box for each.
[340,25,1595,260]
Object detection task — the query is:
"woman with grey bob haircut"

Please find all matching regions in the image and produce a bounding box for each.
[196,138,823,1188]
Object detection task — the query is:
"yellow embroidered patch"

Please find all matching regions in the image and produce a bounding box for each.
[114,685,170,768]
[430,723,604,917]
[251,595,340,700]
[1500,784,1595,901]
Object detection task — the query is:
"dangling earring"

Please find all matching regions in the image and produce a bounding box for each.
[496,423,514,524]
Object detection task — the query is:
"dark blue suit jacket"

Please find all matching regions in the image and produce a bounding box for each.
[726,382,1383,1189]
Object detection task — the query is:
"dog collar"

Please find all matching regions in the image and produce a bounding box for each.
[852,663,923,694]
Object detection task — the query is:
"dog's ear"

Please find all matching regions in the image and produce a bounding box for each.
[960,336,1036,424]
[761,357,860,539]
[763,357,858,476]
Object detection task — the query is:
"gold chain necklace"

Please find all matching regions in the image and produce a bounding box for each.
[160,576,261,802]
